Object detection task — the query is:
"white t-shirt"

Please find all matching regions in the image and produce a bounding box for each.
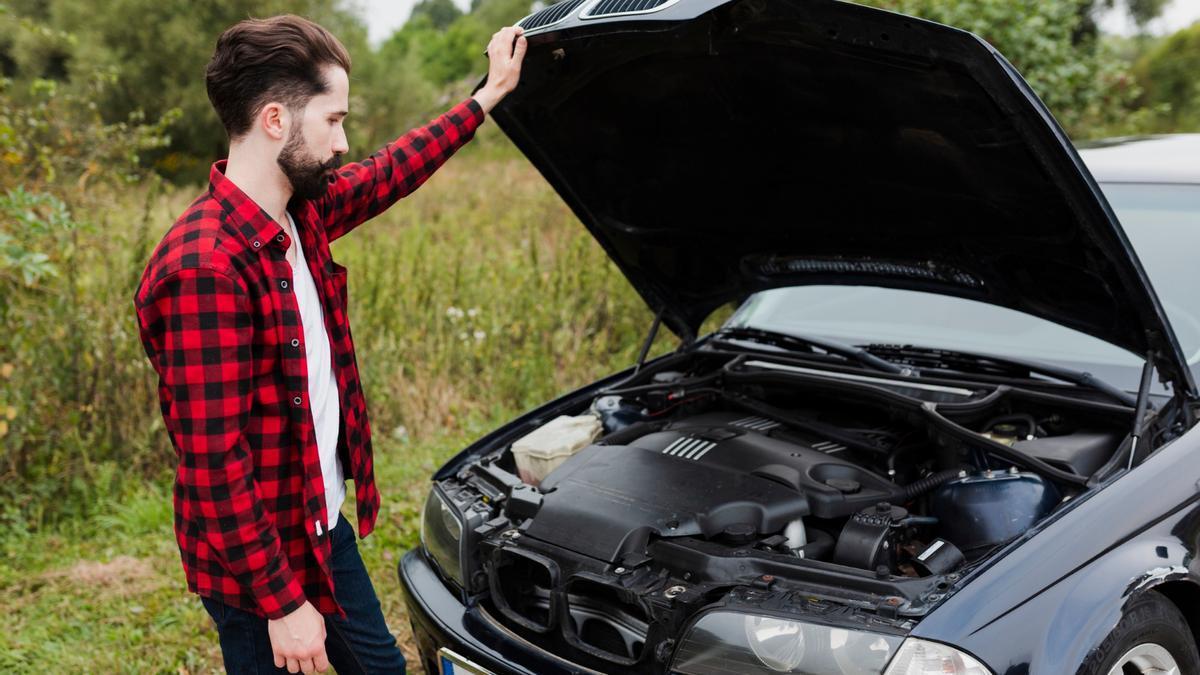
[285,212,345,530]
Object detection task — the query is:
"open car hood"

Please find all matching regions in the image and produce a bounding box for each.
[489,0,1195,395]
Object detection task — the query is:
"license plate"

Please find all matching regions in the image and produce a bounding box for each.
[438,647,493,675]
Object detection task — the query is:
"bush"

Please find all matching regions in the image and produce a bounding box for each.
[1134,22,1200,132]
[859,0,1147,138]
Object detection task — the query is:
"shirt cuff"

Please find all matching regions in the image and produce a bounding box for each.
[249,558,307,620]
[460,96,487,129]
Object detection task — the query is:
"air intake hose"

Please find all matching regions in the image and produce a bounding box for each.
[901,468,963,502]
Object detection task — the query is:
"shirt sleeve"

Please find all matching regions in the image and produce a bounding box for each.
[144,267,306,619]
[317,98,486,242]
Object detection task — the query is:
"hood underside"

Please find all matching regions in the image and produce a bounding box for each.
[490,0,1194,393]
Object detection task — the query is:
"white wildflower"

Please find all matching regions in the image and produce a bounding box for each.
[473,330,487,341]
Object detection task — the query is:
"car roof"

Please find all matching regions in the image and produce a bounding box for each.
[1077,134,1200,185]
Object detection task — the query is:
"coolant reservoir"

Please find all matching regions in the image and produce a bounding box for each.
[511,414,602,486]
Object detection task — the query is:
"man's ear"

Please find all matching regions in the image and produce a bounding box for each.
[260,102,289,141]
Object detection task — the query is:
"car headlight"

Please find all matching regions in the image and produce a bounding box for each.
[420,486,465,587]
[882,638,991,674]
[671,612,992,675]
[671,611,904,675]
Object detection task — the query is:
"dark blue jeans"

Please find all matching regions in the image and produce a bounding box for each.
[201,517,406,674]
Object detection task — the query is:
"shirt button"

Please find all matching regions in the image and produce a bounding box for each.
[252,240,261,249]
[277,234,286,243]
[291,338,300,347]
[280,280,288,289]
[293,396,303,406]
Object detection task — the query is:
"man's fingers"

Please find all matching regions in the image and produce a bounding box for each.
[299,657,318,674]
[314,651,331,672]
[287,656,301,674]
[513,35,528,63]
[275,651,286,669]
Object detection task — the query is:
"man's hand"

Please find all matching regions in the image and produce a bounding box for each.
[473,25,528,114]
[268,601,329,673]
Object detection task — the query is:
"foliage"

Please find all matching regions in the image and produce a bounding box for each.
[859,0,1147,138]
[1134,21,1200,132]
[411,0,465,30]
[383,0,532,88]
[0,71,178,193]
[1,0,369,182]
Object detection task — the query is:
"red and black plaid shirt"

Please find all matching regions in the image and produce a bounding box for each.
[135,99,484,619]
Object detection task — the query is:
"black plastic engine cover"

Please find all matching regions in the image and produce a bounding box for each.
[529,444,807,562]
[525,412,899,562]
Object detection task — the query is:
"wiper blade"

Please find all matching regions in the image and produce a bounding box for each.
[863,344,1137,407]
[712,327,907,375]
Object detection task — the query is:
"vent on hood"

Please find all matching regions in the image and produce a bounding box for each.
[582,0,679,19]
[518,0,587,30]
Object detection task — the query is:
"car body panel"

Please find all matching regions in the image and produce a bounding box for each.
[1079,135,1200,184]
[490,0,1194,394]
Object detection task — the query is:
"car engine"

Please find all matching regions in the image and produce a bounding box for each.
[423,350,1138,671]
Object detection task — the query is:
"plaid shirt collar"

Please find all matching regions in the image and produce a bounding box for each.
[208,159,296,255]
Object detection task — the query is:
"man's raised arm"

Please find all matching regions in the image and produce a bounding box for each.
[317,26,527,241]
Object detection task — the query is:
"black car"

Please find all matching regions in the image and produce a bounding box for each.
[399,1,1200,673]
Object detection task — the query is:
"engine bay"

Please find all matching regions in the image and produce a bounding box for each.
[425,348,1168,671]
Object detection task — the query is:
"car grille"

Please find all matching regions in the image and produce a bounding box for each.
[518,0,588,30]
[582,0,677,18]
[488,547,651,667]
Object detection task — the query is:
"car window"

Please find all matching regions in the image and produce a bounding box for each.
[723,184,1200,390]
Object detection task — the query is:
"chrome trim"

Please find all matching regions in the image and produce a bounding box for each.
[438,647,493,675]
[580,0,685,20]
[517,0,588,32]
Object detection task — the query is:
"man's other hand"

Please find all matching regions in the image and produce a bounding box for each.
[473,25,528,113]
[268,601,330,673]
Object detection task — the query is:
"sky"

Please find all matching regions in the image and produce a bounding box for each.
[352,0,1200,46]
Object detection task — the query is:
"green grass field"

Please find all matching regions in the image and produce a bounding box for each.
[0,132,686,673]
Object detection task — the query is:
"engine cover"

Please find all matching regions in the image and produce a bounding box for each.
[526,412,899,562]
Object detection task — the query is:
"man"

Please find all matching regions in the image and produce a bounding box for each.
[134,14,526,674]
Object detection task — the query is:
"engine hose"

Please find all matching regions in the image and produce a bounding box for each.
[901,468,963,502]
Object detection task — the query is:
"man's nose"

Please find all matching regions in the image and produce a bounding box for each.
[332,127,349,155]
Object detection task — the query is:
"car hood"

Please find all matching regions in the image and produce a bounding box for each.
[488,0,1194,394]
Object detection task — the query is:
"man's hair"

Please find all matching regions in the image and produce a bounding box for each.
[206,14,351,139]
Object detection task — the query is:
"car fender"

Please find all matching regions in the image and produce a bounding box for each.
[913,425,1200,673]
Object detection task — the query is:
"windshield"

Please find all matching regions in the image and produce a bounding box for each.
[724,183,1200,391]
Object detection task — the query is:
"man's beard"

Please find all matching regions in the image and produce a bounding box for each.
[277,126,341,201]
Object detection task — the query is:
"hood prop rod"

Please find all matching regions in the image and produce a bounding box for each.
[1128,354,1156,470]
[633,309,665,375]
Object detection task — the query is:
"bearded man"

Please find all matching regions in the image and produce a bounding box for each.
[134,14,526,674]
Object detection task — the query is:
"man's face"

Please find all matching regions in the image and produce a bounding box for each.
[277,65,350,201]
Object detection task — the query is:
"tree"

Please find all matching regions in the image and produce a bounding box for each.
[3,0,368,182]
[411,0,464,30]
[858,0,1145,138]
[1134,22,1200,131]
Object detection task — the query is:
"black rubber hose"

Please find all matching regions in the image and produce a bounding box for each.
[901,468,963,502]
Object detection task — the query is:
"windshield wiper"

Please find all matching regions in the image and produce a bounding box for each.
[862,344,1138,407]
[712,327,908,375]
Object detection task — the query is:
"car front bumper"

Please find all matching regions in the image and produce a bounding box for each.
[398,548,605,675]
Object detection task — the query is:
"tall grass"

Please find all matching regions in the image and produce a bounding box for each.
[0,127,677,531]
